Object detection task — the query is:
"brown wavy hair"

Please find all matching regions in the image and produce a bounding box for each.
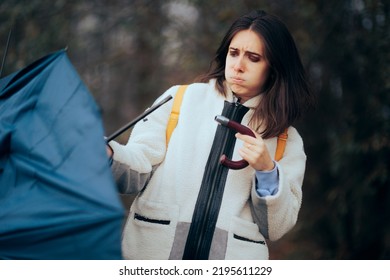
[197,10,315,138]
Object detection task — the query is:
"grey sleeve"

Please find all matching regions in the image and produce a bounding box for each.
[250,186,270,239]
[111,160,155,194]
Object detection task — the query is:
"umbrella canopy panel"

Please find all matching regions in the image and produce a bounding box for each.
[0,50,124,259]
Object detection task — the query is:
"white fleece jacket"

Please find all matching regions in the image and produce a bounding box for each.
[109,79,306,260]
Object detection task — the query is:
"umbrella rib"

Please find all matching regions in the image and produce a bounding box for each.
[0,27,12,78]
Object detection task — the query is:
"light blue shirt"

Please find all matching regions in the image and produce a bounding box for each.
[255,161,279,197]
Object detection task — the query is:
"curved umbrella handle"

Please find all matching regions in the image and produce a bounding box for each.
[215,115,256,170]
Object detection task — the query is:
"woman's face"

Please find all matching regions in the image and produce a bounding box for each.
[225,29,270,102]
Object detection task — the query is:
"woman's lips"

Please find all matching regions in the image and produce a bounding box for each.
[231,76,244,83]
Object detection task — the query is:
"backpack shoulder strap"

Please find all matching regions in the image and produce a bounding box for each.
[274,129,288,161]
[166,85,188,145]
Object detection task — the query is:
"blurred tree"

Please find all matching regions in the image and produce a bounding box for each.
[0,0,73,70]
[263,0,390,259]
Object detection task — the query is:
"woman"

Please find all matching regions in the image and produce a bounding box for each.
[108,10,314,260]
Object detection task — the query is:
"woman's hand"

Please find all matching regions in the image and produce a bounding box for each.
[106,144,113,158]
[235,131,274,171]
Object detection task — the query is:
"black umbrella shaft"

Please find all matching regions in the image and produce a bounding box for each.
[105,95,172,142]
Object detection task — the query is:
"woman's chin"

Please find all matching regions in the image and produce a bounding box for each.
[228,84,245,94]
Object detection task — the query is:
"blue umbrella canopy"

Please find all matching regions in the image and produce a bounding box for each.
[0,50,124,259]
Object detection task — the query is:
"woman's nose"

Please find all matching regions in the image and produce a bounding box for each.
[233,56,244,72]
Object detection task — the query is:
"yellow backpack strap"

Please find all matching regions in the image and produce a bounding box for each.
[274,128,288,161]
[166,85,188,145]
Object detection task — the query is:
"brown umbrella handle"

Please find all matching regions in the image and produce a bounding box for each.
[215,115,255,170]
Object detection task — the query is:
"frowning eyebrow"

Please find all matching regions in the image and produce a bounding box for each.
[229,47,263,58]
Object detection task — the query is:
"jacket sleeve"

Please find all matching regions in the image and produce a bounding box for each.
[110,160,157,194]
[250,127,306,241]
[108,86,181,194]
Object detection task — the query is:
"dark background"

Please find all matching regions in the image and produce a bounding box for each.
[1,0,389,259]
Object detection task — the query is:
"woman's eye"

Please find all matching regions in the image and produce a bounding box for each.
[229,50,238,57]
[249,55,261,62]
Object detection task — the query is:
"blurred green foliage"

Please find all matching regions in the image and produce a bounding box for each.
[1,0,389,259]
